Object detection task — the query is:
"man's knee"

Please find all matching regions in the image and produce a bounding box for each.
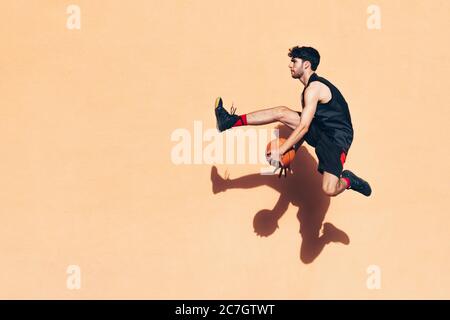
[274,106,289,121]
[322,183,338,197]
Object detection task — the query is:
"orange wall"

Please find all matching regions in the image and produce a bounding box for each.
[0,0,449,299]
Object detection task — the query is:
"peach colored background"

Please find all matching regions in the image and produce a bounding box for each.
[0,0,449,299]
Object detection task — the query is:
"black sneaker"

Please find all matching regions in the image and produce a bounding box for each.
[342,170,372,197]
[214,97,240,132]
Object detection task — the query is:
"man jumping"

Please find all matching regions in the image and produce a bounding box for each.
[214,46,371,197]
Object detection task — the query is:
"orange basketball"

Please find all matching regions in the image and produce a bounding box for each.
[266,138,296,167]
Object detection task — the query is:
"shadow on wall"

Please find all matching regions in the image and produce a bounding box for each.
[210,125,350,264]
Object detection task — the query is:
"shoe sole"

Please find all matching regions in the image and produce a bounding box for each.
[355,175,372,197]
[215,97,222,109]
[214,97,222,132]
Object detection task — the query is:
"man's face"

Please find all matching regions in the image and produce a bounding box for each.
[289,58,305,79]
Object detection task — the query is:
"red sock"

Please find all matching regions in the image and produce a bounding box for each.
[232,114,248,127]
[342,177,351,189]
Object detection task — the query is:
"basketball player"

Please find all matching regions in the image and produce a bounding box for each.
[214,46,371,197]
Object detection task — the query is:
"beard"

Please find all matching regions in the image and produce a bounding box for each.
[291,70,303,79]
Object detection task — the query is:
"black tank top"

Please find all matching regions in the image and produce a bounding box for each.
[301,73,354,152]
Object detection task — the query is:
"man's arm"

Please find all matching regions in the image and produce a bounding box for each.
[280,83,320,154]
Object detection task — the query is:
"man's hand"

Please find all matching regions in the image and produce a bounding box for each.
[266,147,293,178]
[266,147,283,167]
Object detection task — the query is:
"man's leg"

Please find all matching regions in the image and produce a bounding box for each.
[246,106,300,129]
[322,172,349,197]
[314,136,350,197]
[215,97,301,131]
[322,170,373,197]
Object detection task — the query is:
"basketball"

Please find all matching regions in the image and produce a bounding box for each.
[266,138,296,167]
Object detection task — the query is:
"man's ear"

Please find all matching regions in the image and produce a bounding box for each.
[303,60,311,70]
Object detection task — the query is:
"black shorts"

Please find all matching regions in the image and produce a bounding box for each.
[296,112,348,178]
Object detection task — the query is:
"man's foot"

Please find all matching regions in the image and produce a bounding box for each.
[214,97,240,132]
[342,170,372,196]
[322,223,350,245]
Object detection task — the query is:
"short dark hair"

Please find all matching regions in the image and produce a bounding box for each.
[288,46,320,71]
